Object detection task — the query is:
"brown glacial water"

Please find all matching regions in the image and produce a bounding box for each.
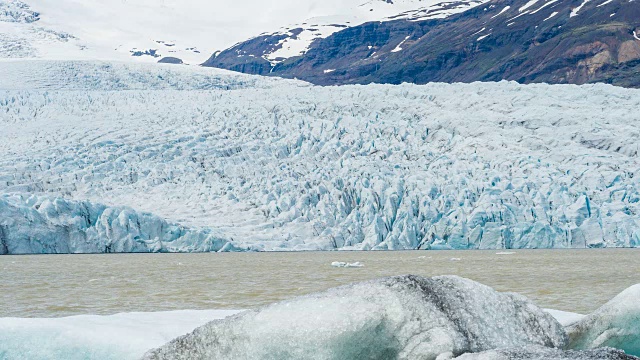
[1,249,638,318]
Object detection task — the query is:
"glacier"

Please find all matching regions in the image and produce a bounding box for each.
[142,275,567,360]
[0,194,229,254]
[1,60,640,253]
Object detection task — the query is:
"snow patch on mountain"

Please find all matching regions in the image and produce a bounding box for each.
[262,0,489,65]
[0,0,478,65]
[1,61,639,253]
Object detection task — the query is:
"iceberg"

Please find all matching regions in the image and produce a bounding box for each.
[0,310,241,360]
[330,261,364,268]
[143,275,566,360]
[2,278,639,359]
[454,345,637,359]
[567,284,640,356]
[545,309,586,327]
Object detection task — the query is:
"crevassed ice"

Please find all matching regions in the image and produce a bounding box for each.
[567,284,640,356]
[0,194,229,254]
[1,61,640,253]
[142,275,566,360]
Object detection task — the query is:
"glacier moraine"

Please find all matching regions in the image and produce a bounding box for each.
[0,61,639,253]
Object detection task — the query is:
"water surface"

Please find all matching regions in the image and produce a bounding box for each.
[2,249,638,317]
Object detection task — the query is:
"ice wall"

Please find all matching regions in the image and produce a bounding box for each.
[0,194,229,254]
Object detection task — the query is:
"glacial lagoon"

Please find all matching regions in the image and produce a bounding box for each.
[2,249,638,318]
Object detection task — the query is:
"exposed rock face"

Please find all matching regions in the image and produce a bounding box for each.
[618,41,640,64]
[157,57,183,64]
[204,0,640,88]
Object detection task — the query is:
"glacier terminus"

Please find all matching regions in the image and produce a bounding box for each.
[0,61,639,254]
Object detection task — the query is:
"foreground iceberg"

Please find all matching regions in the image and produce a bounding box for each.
[143,275,566,360]
[0,310,241,360]
[455,346,637,359]
[567,284,640,356]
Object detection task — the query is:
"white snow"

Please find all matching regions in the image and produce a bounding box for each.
[471,27,486,36]
[0,310,242,360]
[323,69,336,74]
[491,6,511,19]
[530,0,559,14]
[1,60,640,254]
[634,31,640,41]
[398,0,488,22]
[570,0,592,17]
[478,33,491,41]
[519,0,540,12]
[544,11,559,21]
[597,0,614,6]
[392,36,411,53]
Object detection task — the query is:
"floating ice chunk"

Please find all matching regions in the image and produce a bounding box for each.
[496,252,516,255]
[545,309,586,327]
[143,275,566,360]
[454,345,637,359]
[331,261,364,268]
[450,257,462,261]
[0,310,242,360]
[567,284,640,356]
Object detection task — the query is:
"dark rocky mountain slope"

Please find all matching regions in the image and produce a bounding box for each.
[204,0,640,87]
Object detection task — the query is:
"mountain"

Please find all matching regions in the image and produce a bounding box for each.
[204,0,640,88]
[0,0,441,64]
[204,0,488,74]
[1,61,639,254]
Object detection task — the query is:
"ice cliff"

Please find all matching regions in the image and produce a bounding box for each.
[0,194,229,254]
[1,61,639,253]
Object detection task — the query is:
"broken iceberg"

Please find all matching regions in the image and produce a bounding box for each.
[143,275,566,360]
